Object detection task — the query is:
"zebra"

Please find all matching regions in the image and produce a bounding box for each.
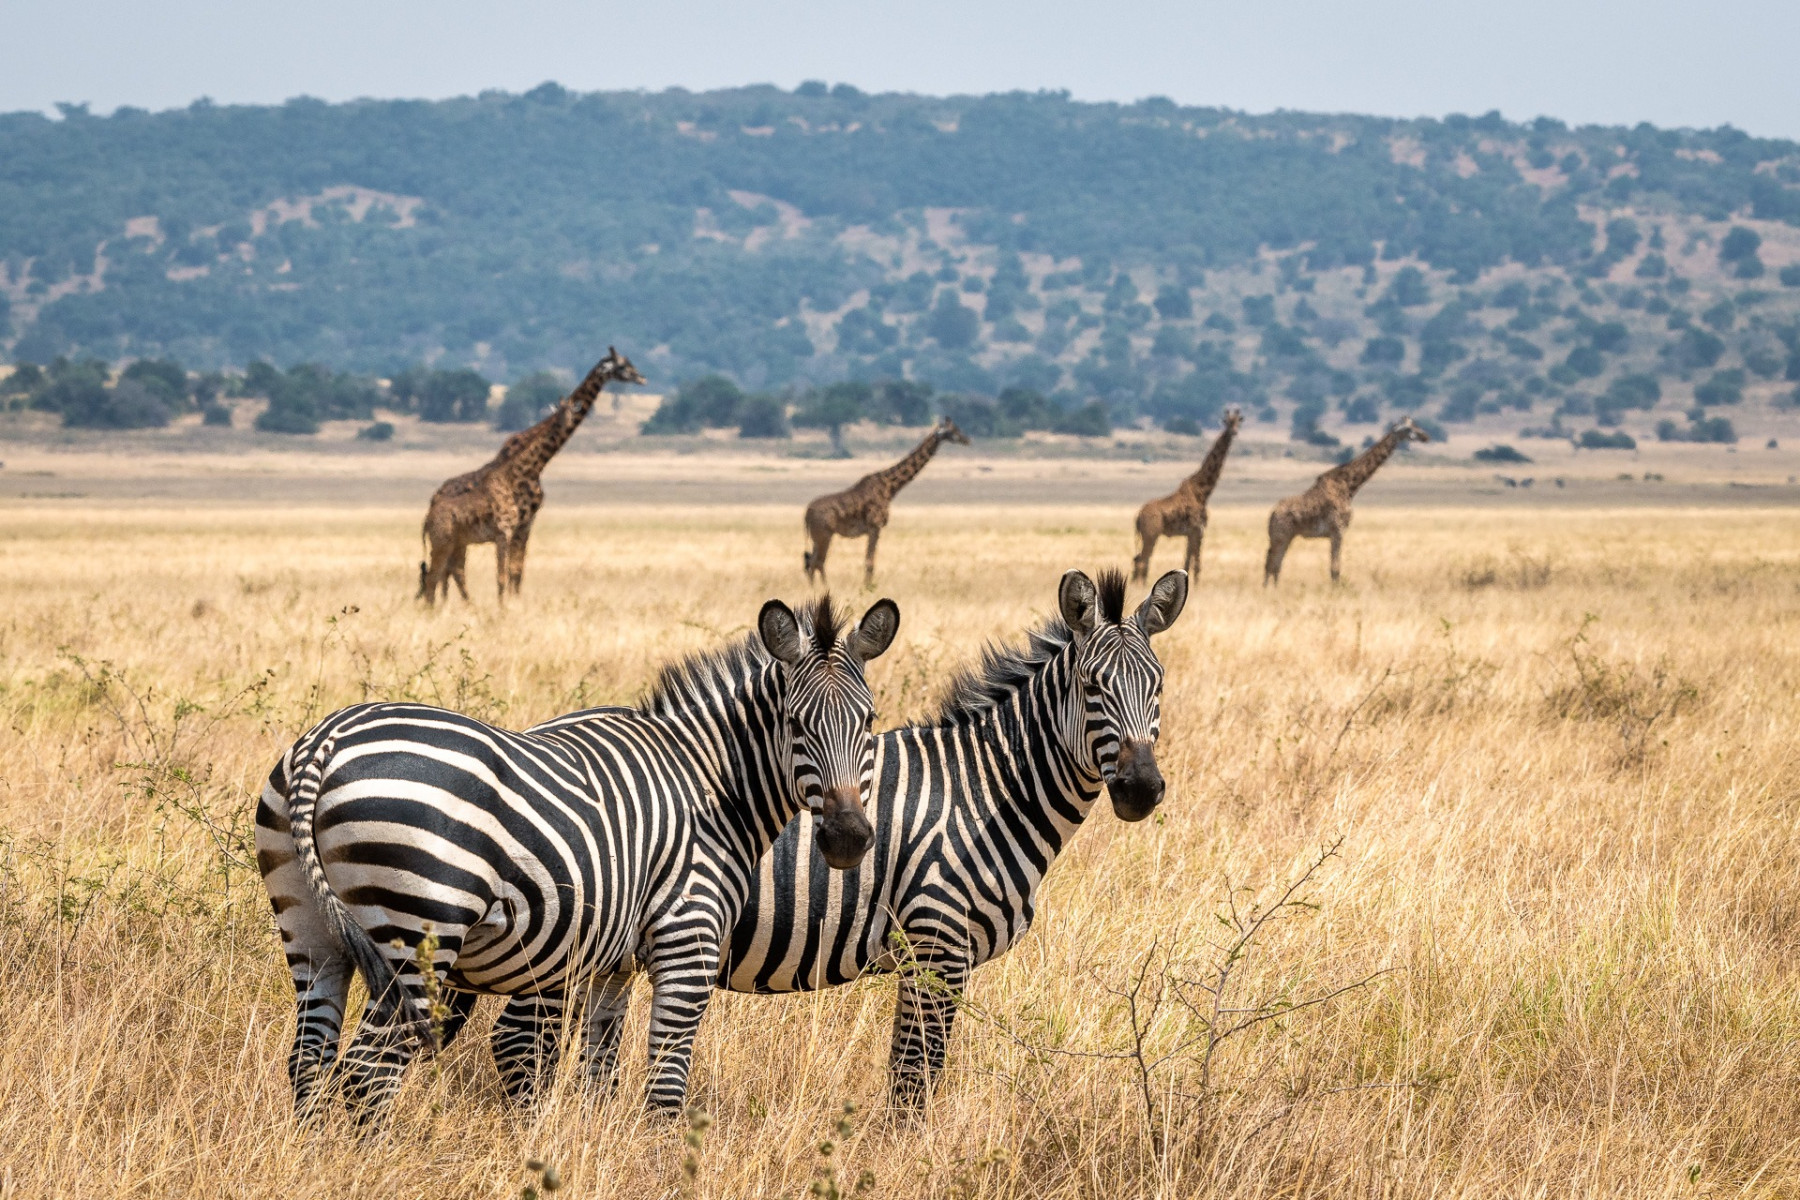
[255,593,900,1120]
[718,566,1188,1105]
[515,567,1186,1106]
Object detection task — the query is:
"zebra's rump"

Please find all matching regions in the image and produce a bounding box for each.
[260,702,696,995]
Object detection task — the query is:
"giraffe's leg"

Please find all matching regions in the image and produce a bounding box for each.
[1329,528,1344,583]
[1264,532,1293,586]
[507,526,531,596]
[420,535,455,607]
[1132,528,1158,583]
[577,970,637,1094]
[889,953,970,1108]
[490,992,569,1107]
[807,530,832,586]
[863,527,880,587]
[448,544,470,602]
[1184,531,1203,580]
[492,532,513,603]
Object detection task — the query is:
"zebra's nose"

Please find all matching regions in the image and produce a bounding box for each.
[1107,739,1164,823]
[815,784,874,870]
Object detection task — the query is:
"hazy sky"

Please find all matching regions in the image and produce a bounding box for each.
[3,0,1796,139]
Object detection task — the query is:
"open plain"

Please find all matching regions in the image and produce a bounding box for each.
[1,443,1799,1198]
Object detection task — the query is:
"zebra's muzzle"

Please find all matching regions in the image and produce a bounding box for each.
[814,784,874,870]
[1107,739,1164,822]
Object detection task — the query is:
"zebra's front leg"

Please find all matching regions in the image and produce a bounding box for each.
[577,971,636,1095]
[889,955,969,1108]
[643,927,726,1113]
[490,992,569,1107]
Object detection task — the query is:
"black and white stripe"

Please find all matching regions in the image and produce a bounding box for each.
[256,595,899,1119]
[719,567,1189,1104]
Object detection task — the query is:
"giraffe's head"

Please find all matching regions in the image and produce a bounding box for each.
[937,417,972,445]
[1221,407,1244,433]
[1057,567,1189,822]
[1392,415,1431,443]
[757,594,901,869]
[599,346,647,387]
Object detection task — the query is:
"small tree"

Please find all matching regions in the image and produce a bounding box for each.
[926,290,979,350]
[736,394,789,438]
[417,368,491,423]
[1719,226,1762,264]
[792,382,870,455]
[1152,284,1193,320]
[1386,266,1430,307]
[1360,337,1404,366]
[494,371,566,431]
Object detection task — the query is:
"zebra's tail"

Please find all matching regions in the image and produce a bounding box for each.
[288,734,436,1050]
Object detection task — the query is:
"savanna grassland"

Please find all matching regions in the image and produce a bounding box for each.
[2,475,1799,1198]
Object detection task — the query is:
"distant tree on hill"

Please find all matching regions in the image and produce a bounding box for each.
[793,381,872,453]
[644,374,745,433]
[1241,295,1276,327]
[1361,337,1404,366]
[1153,284,1193,320]
[926,290,979,350]
[736,394,789,438]
[494,372,567,431]
[1386,267,1431,307]
[868,379,934,425]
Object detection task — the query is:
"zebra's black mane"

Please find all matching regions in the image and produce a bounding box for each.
[1096,568,1127,624]
[930,618,1075,725]
[809,593,843,657]
[639,598,846,715]
[930,571,1130,725]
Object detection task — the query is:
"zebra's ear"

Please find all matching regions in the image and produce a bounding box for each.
[758,600,805,666]
[1135,569,1189,636]
[1059,569,1100,637]
[849,598,900,662]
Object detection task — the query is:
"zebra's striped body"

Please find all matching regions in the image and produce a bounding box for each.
[722,568,1188,1103]
[256,596,898,1118]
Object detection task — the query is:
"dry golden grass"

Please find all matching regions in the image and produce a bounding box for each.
[2,497,1799,1197]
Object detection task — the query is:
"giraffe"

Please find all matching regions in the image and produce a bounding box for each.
[802,417,970,586]
[417,348,644,605]
[1263,415,1430,586]
[1130,407,1243,582]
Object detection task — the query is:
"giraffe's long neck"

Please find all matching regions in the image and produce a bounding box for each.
[1329,428,1408,496]
[1180,423,1239,502]
[871,428,945,497]
[496,365,613,479]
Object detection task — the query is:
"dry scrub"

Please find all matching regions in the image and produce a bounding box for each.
[1,500,1798,1198]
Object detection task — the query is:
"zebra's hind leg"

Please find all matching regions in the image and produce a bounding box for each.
[889,956,969,1109]
[577,971,636,1095]
[490,992,569,1107]
[287,955,353,1121]
[336,929,465,1126]
[337,998,427,1126]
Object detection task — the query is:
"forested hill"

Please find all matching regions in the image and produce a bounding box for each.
[3,83,1800,442]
